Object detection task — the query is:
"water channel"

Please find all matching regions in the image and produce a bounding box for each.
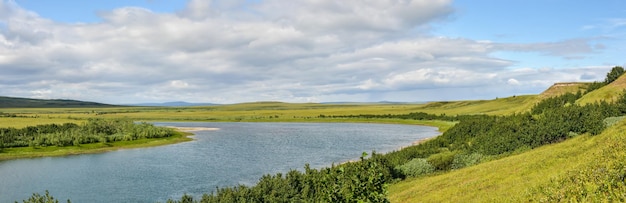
[0,122,439,202]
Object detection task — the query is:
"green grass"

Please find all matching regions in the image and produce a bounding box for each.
[0,131,192,161]
[577,74,626,105]
[0,117,81,128]
[408,95,539,115]
[0,93,554,130]
[388,117,626,202]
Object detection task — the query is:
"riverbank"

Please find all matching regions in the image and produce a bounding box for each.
[0,131,193,161]
[167,126,220,132]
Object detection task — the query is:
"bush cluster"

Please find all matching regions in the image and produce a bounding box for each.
[0,118,174,148]
[395,158,434,178]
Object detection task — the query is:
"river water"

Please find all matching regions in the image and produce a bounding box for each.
[0,122,439,202]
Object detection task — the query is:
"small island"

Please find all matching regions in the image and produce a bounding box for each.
[0,118,193,161]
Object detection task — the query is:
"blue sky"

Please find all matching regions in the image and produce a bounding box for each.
[0,0,624,103]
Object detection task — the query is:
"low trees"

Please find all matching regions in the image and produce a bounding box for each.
[0,118,174,148]
[605,66,625,84]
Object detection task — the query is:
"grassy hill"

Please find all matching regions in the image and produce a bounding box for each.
[539,82,589,98]
[386,72,626,202]
[409,95,538,115]
[388,117,626,202]
[404,82,588,116]
[577,74,626,105]
[0,96,116,108]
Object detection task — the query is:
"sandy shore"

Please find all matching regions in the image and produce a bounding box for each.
[166,126,220,132]
[411,137,435,146]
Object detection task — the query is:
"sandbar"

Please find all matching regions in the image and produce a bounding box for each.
[167,126,220,132]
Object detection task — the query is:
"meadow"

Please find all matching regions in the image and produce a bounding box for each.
[0,96,536,129]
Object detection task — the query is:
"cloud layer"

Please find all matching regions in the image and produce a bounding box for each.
[0,0,614,103]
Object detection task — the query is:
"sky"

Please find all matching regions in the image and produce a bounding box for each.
[0,0,625,104]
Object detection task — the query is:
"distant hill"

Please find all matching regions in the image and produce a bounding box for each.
[0,96,116,108]
[539,82,589,99]
[128,101,220,107]
[577,74,626,105]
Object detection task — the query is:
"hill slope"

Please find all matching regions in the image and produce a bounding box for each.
[388,117,626,202]
[409,95,538,115]
[577,74,626,105]
[406,83,589,116]
[0,96,115,108]
[539,82,589,98]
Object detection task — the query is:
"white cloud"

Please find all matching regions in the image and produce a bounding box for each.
[169,80,190,89]
[507,78,520,85]
[0,0,616,103]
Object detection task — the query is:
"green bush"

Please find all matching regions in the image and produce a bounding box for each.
[427,151,457,171]
[451,153,483,170]
[0,119,175,148]
[395,158,435,178]
[604,116,626,127]
[20,190,69,203]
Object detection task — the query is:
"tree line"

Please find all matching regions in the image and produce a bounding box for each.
[320,111,462,121]
[0,118,174,149]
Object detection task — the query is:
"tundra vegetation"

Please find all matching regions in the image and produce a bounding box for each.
[15,67,626,202]
[0,118,188,160]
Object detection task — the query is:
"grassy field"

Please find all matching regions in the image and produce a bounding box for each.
[0,96,539,129]
[0,117,82,128]
[5,81,596,129]
[388,118,626,202]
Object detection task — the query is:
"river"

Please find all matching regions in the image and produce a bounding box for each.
[0,122,438,202]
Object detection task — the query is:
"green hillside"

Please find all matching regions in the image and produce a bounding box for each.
[407,83,588,116]
[409,95,538,115]
[387,68,626,202]
[389,117,626,202]
[0,96,116,108]
[577,74,626,105]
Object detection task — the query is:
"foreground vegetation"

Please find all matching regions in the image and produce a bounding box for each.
[389,117,626,202]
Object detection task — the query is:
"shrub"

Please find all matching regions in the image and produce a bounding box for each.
[604,116,626,127]
[395,158,435,178]
[427,151,457,171]
[451,153,483,170]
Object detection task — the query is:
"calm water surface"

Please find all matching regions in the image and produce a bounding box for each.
[0,122,438,202]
